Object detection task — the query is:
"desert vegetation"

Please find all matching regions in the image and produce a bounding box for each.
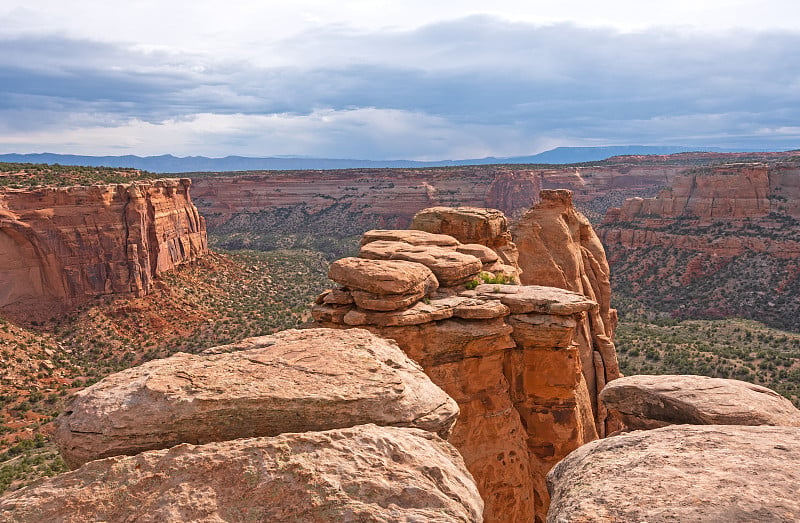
[0,249,331,493]
[0,162,159,188]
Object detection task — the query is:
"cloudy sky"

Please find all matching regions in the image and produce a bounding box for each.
[1,0,799,159]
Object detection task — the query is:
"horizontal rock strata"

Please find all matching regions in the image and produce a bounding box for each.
[600,374,800,429]
[54,328,458,468]
[314,206,618,523]
[0,178,206,317]
[3,425,484,523]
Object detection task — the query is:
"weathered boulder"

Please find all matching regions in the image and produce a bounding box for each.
[54,328,458,468]
[361,228,461,247]
[328,256,438,296]
[471,284,596,315]
[360,240,483,286]
[547,425,800,523]
[456,243,499,264]
[2,425,484,523]
[600,374,800,429]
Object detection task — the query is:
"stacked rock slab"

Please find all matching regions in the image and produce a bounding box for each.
[313,221,613,522]
[512,189,621,435]
[410,206,521,277]
[9,329,482,521]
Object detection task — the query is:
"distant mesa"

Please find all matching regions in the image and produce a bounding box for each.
[0,146,768,173]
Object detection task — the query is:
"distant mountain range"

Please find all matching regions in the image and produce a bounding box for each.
[0,146,772,173]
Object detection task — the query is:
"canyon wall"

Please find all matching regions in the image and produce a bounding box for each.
[600,162,800,330]
[0,178,207,317]
[189,160,696,255]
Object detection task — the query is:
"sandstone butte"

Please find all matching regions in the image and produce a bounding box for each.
[312,195,621,523]
[6,329,482,522]
[0,178,207,319]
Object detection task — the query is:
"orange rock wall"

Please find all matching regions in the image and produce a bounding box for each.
[601,164,800,258]
[0,179,207,316]
[512,190,621,435]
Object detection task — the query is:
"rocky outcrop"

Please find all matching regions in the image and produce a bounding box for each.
[599,162,800,330]
[3,425,484,523]
[546,425,800,523]
[0,178,207,318]
[600,374,800,430]
[410,206,521,276]
[313,209,620,522]
[54,328,458,468]
[512,189,621,435]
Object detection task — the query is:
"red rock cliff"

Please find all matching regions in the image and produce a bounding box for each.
[0,178,207,317]
[599,162,800,329]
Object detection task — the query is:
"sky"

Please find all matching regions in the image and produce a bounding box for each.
[1,1,799,160]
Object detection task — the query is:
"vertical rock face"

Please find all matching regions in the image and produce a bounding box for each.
[599,163,800,330]
[512,189,621,435]
[0,178,207,317]
[313,208,620,522]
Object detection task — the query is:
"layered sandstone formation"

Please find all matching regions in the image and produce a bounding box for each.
[547,425,800,522]
[8,328,481,521]
[312,208,619,522]
[513,190,621,434]
[600,162,800,329]
[0,178,207,317]
[600,374,800,430]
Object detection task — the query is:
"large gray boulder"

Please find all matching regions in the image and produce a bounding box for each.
[600,374,800,430]
[547,425,800,523]
[2,425,484,523]
[54,328,459,468]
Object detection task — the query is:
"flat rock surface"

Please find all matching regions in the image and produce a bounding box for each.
[547,425,800,523]
[600,374,800,429]
[471,284,596,315]
[361,229,461,247]
[54,328,458,468]
[328,257,438,295]
[360,241,482,287]
[2,425,484,523]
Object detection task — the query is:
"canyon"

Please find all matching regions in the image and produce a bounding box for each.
[599,161,800,330]
[2,152,800,521]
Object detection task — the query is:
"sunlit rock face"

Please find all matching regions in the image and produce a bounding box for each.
[313,203,621,522]
[0,178,207,318]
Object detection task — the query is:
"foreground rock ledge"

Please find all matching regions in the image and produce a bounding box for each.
[2,425,484,523]
[546,425,800,523]
[54,328,458,468]
[600,374,800,430]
